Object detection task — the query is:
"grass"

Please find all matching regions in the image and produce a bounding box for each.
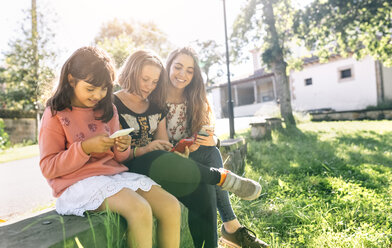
[10,120,392,247]
[228,120,392,247]
[0,144,38,163]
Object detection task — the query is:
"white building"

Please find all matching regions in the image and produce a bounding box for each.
[290,55,392,112]
[209,53,392,118]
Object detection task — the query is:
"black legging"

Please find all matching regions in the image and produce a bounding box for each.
[123,150,221,248]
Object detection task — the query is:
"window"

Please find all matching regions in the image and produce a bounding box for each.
[304,78,313,86]
[338,65,354,82]
[340,69,351,79]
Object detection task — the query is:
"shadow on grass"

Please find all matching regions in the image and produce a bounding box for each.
[237,122,392,247]
[247,125,392,191]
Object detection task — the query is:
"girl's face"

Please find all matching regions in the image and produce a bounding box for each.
[137,64,161,99]
[70,77,108,108]
[169,53,194,90]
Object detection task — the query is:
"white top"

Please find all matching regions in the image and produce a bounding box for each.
[166,102,189,144]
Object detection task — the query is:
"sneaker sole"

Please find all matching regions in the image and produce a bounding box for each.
[242,183,261,201]
[218,237,241,248]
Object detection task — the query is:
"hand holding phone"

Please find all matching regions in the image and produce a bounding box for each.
[170,138,195,153]
[109,127,134,139]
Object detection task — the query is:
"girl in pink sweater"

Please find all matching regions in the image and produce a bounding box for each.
[39,47,180,248]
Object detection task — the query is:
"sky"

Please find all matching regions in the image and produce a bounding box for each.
[1,0,248,72]
[0,0,312,78]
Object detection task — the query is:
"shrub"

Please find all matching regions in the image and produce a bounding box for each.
[0,118,10,149]
[0,109,36,118]
[366,100,392,111]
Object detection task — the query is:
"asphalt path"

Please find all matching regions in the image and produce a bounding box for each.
[0,156,55,225]
[0,116,257,225]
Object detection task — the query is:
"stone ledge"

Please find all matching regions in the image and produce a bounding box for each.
[310,109,392,121]
[0,206,191,248]
[220,137,247,175]
[249,117,283,140]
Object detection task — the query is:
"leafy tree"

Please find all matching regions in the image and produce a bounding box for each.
[294,0,392,66]
[1,1,56,111]
[232,0,296,126]
[95,18,174,68]
[191,40,224,86]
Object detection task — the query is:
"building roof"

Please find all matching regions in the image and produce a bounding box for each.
[208,68,274,90]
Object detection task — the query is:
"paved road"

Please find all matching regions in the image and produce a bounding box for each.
[0,156,55,224]
[0,117,256,225]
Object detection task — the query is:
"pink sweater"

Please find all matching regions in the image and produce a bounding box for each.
[39,105,130,197]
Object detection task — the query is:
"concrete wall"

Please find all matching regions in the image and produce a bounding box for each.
[290,56,378,111]
[209,88,223,119]
[234,101,279,117]
[382,65,392,101]
[3,118,37,144]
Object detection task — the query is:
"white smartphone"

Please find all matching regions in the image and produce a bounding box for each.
[109,127,134,139]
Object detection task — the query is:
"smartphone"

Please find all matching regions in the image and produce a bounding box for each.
[109,127,134,139]
[170,138,194,153]
[198,125,214,136]
[197,129,209,136]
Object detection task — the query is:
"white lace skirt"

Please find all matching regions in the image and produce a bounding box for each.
[56,172,159,217]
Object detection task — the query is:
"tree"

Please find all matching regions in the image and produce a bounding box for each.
[95,19,174,68]
[232,0,296,126]
[191,40,224,86]
[294,0,392,66]
[1,0,56,111]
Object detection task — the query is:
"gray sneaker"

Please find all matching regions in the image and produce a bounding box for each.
[220,169,261,200]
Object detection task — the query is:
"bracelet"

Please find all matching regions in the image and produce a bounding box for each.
[133,147,138,159]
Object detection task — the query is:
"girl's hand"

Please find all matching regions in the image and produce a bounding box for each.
[174,145,190,158]
[195,129,215,147]
[114,135,132,152]
[188,143,200,152]
[81,134,115,155]
[146,139,173,152]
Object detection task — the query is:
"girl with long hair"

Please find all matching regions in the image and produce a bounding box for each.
[165,47,269,248]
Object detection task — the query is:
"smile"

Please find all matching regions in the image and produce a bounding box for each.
[176,78,186,83]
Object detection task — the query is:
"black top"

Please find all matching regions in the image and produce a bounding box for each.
[113,95,168,148]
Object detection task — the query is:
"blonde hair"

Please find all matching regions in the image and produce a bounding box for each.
[118,49,168,109]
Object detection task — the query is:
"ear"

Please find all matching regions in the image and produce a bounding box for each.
[68,74,75,88]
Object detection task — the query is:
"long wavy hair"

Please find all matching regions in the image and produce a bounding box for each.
[46,46,115,122]
[117,49,168,110]
[166,47,212,134]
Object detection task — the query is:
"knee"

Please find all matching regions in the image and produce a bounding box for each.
[160,195,181,221]
[125,198,153,223]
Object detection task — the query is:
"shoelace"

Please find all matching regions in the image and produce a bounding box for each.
[238,227,257,242]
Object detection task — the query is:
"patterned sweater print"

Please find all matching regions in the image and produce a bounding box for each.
[114,95,168,148]
[39,105,130,197]
[166,102,190,145]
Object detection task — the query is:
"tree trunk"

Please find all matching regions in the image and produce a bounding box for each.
[262,0,296,126]
[272,61,296,125]
[32,0,39,141]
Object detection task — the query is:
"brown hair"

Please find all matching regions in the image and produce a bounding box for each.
[46,46,116,122]
[166,47,212,134]
[117,50,168,109]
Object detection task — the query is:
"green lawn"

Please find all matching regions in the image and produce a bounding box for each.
[0,144,39,163]
[232,120,392,247]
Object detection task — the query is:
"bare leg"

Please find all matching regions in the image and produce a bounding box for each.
[96,188,153,248]
[137,185,181,248]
